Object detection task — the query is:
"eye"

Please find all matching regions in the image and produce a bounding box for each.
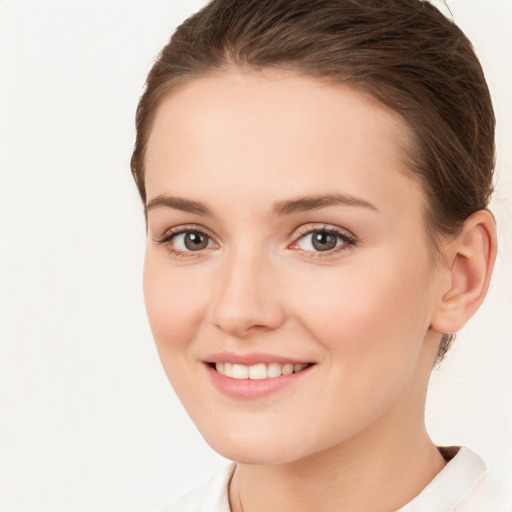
[293,226,356,254]
[153,225,219,259]
[172,231,212,251]
[299,230,340,251]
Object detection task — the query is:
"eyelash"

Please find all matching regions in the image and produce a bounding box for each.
[156,225,216,259]
[293,225,357,258]
[155,224,357,259]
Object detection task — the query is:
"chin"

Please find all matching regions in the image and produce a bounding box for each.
[200,424,311,465]
[211,443,304,466]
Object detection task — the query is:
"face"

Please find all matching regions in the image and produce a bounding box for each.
[143,70,445,465]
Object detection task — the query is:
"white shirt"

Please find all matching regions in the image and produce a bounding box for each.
[160,447,510,512]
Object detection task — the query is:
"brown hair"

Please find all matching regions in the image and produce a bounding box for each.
[131,0,495,360]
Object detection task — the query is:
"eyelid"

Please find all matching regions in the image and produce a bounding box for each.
[153,224,220,259]
[154,223,218,245]
[289,223,357,255]
[294,223,356,241]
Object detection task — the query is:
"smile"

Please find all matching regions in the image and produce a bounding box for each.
[214,362,311,380]
[205,358,316,399]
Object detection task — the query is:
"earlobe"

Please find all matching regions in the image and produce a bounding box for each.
[431,209,497,335]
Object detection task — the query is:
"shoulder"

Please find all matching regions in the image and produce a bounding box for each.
[159,463,236,512]
[399,446,511,512]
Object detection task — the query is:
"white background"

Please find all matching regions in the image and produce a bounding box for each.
[0,1,510,510]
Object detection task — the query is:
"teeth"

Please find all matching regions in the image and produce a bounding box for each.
[267,363,282,378]
[281,363,294,375]
[248,363,267,380]
[214,361,310,379]
[224,362,233,376]
[232,364,249,379]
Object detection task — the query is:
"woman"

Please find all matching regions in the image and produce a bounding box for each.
[131,0,508,510]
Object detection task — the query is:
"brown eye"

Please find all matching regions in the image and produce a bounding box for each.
[182,231,209,251]
[294,227,356,255]
[167,230,212,252]
[310,231,338,251]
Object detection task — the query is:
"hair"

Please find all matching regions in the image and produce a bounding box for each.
[131,0,495,361]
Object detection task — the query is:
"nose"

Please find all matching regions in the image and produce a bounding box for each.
[209,248,286,338]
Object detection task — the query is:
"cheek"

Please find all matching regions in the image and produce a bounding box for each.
[287,252,434,362]
[143,252,207,354]
[142,253,215,413]
[280,258,434,438]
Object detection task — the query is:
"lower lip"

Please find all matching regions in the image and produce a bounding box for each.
[205,363,315,399]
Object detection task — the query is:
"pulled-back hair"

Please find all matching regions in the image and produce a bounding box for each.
[131,0,495,360]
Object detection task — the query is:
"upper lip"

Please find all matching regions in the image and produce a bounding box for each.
[204,351,315,366]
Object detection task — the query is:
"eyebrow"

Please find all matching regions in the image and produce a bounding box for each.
[145,192,377,217]
[146,195,212,216]
[272,193,378,215]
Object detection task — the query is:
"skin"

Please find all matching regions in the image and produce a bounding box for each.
[142,70,496,511]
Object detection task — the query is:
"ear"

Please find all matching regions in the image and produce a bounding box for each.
[431,209,497,335]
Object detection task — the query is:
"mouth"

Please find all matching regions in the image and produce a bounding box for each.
[207,361,315,380]
[203,351,317,398]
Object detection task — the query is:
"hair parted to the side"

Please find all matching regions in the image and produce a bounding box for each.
[131,0,495,362]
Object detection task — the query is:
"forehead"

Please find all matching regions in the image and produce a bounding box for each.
[144,70,423,218]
